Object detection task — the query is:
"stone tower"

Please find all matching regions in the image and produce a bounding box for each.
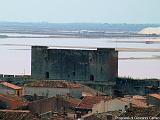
[31,46,118,95]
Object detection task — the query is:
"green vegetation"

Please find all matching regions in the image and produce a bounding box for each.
[117,77,159,81]
[0,100,7,109]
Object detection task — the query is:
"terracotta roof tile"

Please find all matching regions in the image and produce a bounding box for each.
[0,82,22,90]
[149,93,160,100]
[0,110,39,120]
[121,107,160,117]
[0,110,30,113]
[27,95,81,115]
[63,96,81,107]
[26,80,81,88]
[0,94,28,109]
[77,96,112,109]
[83,111,122,120]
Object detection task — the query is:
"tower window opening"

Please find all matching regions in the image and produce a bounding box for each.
[45,72,49,79]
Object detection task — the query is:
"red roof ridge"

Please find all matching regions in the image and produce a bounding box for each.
[0,94,27,106]
[77,96,112,109]
[0,82,22,90]
[0,109,30,113]
[149,93,160,99]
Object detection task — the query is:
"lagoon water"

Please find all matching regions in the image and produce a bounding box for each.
[0,34,160,79]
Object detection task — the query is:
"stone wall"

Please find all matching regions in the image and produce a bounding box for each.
[31,46,118,82]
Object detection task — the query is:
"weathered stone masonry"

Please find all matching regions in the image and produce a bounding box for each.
[31,46,118,82]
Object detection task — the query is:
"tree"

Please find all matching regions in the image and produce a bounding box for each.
[0,100,7,109]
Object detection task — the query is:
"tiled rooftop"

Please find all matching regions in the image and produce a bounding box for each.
[120,107,160,117]
[83,111,122,120]
[83,107,160,119]
[28,95,81,115]
[121,96,149,108]
[0,109,30,113]
[149,93,160,100]
[25,80,81,88]
[0,110,39,120]
[77,96,112,109]
[0,82,22,90]
[0,94,28,109]
[49,112,75,120]
[63,95,81,107]
[0,93,25,102]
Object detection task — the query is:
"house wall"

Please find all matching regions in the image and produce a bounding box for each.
[28,97,56,115]
[28,97,76,116]
[92,99,129,114]
[69,88,82,98]
[16,89,23,96]
[31,46,118,82]
[24,86,82,98]
[0,86,16,95]
[106,99,129,112]
[92,101,105,113]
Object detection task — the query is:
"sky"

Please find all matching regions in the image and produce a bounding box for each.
[0,0,160,23]
[0,37,160,78]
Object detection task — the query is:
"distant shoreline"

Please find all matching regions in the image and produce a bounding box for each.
[0,32,159,39]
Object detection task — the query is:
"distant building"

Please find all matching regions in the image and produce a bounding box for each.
[28,95,81,119]
[24,80,82,98]
[31,46,118,95]
[76,96,129,116]
[31,46,118,81]
[77,96,111,115]
[0,82,23,96]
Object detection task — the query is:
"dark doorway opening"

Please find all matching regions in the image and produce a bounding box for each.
[73,72,75,76]
[90,75,94,81]
[45,72,49,79]
[17,90,20,96]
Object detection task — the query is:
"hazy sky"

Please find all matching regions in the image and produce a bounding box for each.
[0,0,160,23]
